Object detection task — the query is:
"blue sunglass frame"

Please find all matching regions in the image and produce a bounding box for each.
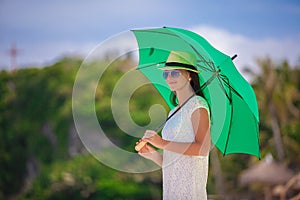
[162,70,181,79]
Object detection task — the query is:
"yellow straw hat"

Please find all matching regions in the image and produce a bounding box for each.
[160,51,199,73]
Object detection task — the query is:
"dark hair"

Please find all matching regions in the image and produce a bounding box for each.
[170,70,205,106]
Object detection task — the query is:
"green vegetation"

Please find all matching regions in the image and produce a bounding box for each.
[0,55,299,199]
[21,155,161,200]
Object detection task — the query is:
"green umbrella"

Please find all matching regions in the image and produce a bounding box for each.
[132,27,260,158]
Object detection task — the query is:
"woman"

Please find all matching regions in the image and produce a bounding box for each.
[135,51,211,200]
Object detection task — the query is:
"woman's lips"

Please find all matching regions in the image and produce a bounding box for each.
[168,81,176,84]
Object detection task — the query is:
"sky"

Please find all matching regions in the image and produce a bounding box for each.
[1,0,300,72]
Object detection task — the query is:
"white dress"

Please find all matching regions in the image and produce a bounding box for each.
[161,96,210,200]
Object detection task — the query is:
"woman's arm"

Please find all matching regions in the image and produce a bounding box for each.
[143,108,210,156]
[149,151,163,166]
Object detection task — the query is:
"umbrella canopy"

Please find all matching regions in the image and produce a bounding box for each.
[132,27,260,158]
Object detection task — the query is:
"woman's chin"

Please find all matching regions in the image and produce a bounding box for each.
[169,86,177,91]
[168,83,177,91]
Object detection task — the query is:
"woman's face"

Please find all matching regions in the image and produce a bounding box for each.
[163,69,191,91]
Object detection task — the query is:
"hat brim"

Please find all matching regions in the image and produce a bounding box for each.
[159,66,200,73]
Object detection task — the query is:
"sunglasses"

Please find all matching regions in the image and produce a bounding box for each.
[162,70,181,79]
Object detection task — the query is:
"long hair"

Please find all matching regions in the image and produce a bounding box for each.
[170,70,205,106]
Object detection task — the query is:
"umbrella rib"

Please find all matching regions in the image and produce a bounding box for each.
[220,75,244,100]
[188,44,216,72]
[197,61,215,72]
[223,96,234,156]
[200,69,220,90]
[216,75,232,103]
[221,75,234,156]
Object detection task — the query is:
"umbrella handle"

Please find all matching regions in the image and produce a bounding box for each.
[135,141,147,151]
[134,123,163,151]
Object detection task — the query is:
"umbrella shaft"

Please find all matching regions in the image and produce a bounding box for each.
[135,93,196,152]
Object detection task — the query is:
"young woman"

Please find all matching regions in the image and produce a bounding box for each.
[135,51,211,200]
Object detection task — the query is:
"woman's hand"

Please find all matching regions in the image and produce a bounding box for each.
[142,130,167,149]
[136,139,163,166]
[137,140,156,159]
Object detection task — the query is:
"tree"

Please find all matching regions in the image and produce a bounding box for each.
[245,58,300,163]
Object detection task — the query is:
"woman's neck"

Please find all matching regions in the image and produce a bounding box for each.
[176,87,195,107]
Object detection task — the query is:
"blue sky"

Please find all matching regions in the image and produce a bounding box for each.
[1,0,300,70]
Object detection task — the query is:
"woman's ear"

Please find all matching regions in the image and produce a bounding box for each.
[181,70,191,81]
[187,71,192,81]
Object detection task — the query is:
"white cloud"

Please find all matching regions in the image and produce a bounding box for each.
[190,25,300,74]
